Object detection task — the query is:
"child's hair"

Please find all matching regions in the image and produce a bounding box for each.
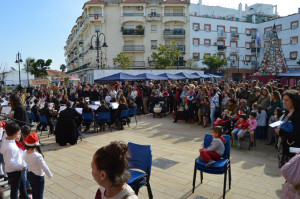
[252,103,257,109]
[257,104,263,113]
[212,126,223,136]
[239,114,247,120]
[93,141,130,186]
[21,125,31,137]
[274,107,283,117]
[25,145,44,157]
[100,100,105,105]
[204,96,209,103]
[34,99,39,104]
[249,112,257,118]
[5,122,20,136]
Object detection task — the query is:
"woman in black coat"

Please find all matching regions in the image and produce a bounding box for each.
[10,94,30,127]
[116,96,128,130]
[275,90,300,168]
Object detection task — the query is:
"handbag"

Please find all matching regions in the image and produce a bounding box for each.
[280,120,295,145]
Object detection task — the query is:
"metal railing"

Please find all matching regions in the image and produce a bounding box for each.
[122,29,144,36]
[132,61,146,68]
[163,29,185,35]
[218,32,227,38]
[66,63,91,74]
[231,32,239,39]
[164,13,185,16]
[165,45,185,52]
[123,45,145,52]
[123,13,144,16]
[148,13,161,17]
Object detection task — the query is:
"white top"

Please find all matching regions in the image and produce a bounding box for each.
[98,185,138,199]
[0,139,27,173]
[24,151,53,178]
[105,96,111,103]
[110,90,117,98]
[130,91,138,99]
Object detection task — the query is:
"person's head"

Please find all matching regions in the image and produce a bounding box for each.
[211,88,217,96]
[79,97,84,102]
[75,93,79,98]
[9,93,23,110]
[66,101,72,108]
[257,104,263,113]
[21,125,31,139]
[212,126,223,138]
[272,91,281,102]
[84,101,89,108]
[120,96,126,104]
[242,84,248,91]
[129,97,134,104]
[274,107,282,117]
[100,100,105,105]
[34,99,39,105]
[229,99,236,105]
[282,90,300,111]
[240,99,247,107]
[252,103,257,110]
[5,122,21,140]
[91,141,130,187]
[239,114,247,121]
[24,133,43,156]
[249,112,257,119]
[44,102,49,109]
[224,92,230,98]
[261,88,269,97]
[204,96,209,103]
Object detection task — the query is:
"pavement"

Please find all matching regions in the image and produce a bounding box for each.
[1,114,284,199]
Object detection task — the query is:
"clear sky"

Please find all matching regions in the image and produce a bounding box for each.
[0,0,299,71]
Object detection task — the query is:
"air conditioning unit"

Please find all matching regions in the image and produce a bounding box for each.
[137,6,143,10]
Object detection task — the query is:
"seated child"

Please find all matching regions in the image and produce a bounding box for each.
[231,114,249,149]
[220,109,230,121]
[199,126,225,167]
[240,112,257,145]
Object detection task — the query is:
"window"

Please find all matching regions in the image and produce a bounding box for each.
[193,53,199,61]
[291,36,298,45]
[204,24,211,32]
[151,25,157,31]
[94,10,101,15]
[245,42,251,49]
[165,25,170,30]
[151,40,157,49]
[219,54,225,59]
[264,41,270,48]
[276,25,282,32]
[230,41,238,47]
[173,9,184,15]
[291,21,299,30]
[245,55,251,62]
[230,27,238,34]
[193,38,200,46]
[217,40,225,46]
[290,51,298,60]
[245,29,251,35]
[150,9,157,16]
[193,23,199,31]
[204,53,211,56]
[204,39,211,47]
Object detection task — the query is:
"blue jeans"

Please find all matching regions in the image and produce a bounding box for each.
[256,126,266,140]
[232,128,244,143]
[28,172,45,199]
[210,106,216,126]
[7,171,29,199]
[25,167,31,189]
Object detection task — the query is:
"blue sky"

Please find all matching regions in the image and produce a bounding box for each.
[0,0,299,71]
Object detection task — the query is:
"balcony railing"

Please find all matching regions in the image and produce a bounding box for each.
[151,45,157,49]
[123,45,145,52]
[122,29,144,36]
[66,62,91,74]
[165,45,185,52]
[251,48,260,53]
[132,61,146,68]
[148,13,161,17]
[231,32,239,39]
[218,32,227,38]
[164,13,185,16]
[163,29,185,38]
[251,61,257,66]
[123,13,144,17]
[88,14,103,18]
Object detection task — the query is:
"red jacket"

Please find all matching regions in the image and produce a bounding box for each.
[235,120,249,130]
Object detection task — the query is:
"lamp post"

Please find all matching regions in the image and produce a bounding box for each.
[26,59,31,86]
[100,51,107,69]
[89,30,108,69]
[15,52,23,86]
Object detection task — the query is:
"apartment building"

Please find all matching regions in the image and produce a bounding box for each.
[190,1,300,80]
[64,0,190,83]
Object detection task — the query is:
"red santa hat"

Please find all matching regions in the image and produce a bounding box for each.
[24,133,40,146]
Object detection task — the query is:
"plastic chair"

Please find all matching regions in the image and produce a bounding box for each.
[120,110,130,128]
[96,112,112,132]
[39,115,51,138]
[27,112,36,123]
[128,108,138,125]
[127,142,153,199]
[192,134,231,199]
[82,112,94,132]
[243,130,256,150]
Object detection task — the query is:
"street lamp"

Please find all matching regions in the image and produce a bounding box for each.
[89,30,108,69]
[15,52,23,86]
[26,59,31,86]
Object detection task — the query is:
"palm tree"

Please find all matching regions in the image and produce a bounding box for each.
[23,57,34,86]
[60,64,66,72]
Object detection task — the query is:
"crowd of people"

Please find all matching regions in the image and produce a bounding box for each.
[0,78,298,198]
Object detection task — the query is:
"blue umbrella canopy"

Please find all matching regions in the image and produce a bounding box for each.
[134,73,168,80]
[175,72,200,79]
[158,73,186,80]
[191,72,211,78]
[94,72,139,82]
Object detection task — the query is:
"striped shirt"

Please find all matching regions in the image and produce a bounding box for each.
[210,94,219,108]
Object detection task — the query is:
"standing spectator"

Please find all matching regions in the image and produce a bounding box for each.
[10,94,30,128]
[141,81,150,114]
[257,88,270,110]
[209,88,219,127]
[255,105,268,140]
[266,91,283,117]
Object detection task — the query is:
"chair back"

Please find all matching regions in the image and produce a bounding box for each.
[120,110,129,118]
[203,134,230,159]
[39,115,48,124]
[97,112,111,121]
[82,112,94,121]
[127,142,152,175]
[28,112,36,122]
[128,108,138,117]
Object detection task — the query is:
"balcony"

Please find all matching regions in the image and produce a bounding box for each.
[217,45,226,51]
[164,13,185,16]
[123,45,145,52]
[122,28,145,36]
[121,12,145,23]
[218,32,227,38]
[251,48,260,53]
[132,61,146,69]
[147,13,161,21]
[162,12,187,23]
[66,62,91,74]
[84,14,105,24]
[151,45,157,49]
[231,32,239,40]
[165,45,185,53]
[123,13,144,17]
[163,29,185,39]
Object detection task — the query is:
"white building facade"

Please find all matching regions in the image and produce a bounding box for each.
[190,1,300,79]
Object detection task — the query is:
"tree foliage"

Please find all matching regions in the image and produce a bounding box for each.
[202,55,227,72]
[30,59,52,78]
[151,41,181,69]
[113,52,132,69]
[23,57,34,73]
[60,64,66,72]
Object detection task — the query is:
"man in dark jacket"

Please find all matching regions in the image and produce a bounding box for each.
[31,99,40,123]
[39,103,54,133]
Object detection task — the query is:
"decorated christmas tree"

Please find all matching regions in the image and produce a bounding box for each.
[259,25,288,75]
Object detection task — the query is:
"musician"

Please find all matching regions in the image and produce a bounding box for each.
[31,99,40,123]
[10,93,30,127]
[115,96,129,130]
[94,100,110,115]
[59,101,82,124]
[82,102,93,132]
[39,103,55,134]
